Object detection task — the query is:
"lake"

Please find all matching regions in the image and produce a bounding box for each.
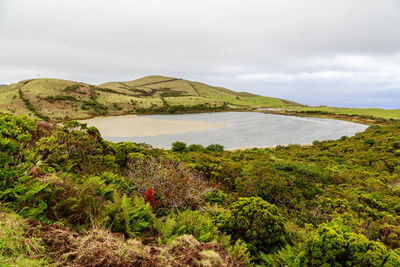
[81,112,369,149]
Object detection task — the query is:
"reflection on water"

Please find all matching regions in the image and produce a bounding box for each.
[101,112,368,149]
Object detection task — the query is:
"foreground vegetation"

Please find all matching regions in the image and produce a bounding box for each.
[0,76,300,122]
[2,111,400,266]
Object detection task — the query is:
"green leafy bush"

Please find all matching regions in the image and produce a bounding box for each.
[206,144,224,152]
[302,221,400,266]
[225,197,288,253]
[187,144,205,152]
[172,141,187,153]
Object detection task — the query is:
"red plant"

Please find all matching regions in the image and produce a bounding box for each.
[144,188,158,209]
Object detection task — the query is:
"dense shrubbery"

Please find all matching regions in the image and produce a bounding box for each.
[302,221,400,266]
[2,112,400,265]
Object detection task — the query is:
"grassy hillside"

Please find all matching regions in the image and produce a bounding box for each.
[261,105,400,124]
[293,106,400,120]
[0,76,300,121]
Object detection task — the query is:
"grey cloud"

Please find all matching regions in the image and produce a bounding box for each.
[0,0,400,108]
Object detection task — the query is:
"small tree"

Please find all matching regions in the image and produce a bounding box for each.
[171,141,186,153]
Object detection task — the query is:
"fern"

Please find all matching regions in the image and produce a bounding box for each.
[105,193,155,237]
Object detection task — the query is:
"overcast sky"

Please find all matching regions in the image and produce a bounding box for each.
[1,0,400,108]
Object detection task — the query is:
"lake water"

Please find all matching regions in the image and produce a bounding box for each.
[93,112,368,149]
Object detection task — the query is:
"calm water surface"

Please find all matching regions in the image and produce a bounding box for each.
[102,112,368,149]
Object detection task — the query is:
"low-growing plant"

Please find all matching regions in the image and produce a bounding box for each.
[105,193,156,237]
[157,210,220,243]
[0,211,46,265]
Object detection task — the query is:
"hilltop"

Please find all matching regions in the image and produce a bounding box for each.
[0,75,300,121]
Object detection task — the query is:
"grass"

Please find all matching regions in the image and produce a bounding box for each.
[0,211,47,266]
[0,76,300,121]
[276,106,400,122]
[298,106,400,120]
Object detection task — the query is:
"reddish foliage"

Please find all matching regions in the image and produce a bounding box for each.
[144,188,158,209]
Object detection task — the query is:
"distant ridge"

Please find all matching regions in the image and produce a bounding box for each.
[0,75,301,121]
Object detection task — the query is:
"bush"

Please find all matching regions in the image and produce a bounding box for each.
[205,190,227,204]
[206,144,224,152]
[127,158,211,212]
[302,221,400,266]
[187,144,205,152]
[225,197,288,253]
[172,141,187,153]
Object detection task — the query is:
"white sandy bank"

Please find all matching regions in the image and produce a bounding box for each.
[79,114,228,137]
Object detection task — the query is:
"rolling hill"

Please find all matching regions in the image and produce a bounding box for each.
[0,75,301,121]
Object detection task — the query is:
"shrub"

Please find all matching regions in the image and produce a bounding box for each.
[205,190,227,204]
[114,141,148,167]
[302,221,400,266]
[172,141,187,153]
[187,144,205,152]
[206,144,224,152]
[128,158,212,212]
[225,197,288,253]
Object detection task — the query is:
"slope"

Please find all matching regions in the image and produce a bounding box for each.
[0,75,301,121]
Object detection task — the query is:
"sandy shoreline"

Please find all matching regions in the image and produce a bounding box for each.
[79,114,228,137]
[227,143,313,151]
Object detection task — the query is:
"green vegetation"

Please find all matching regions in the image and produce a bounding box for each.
[0,75,301,121]
[0,211,47,266]
[2,110,400,265]
[266,106,400,124]
[226,197,289,253]
[18,88,50,121]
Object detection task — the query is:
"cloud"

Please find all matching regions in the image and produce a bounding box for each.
[0,0,399,108]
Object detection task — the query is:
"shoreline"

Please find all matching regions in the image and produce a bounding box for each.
[226,142,314,151]
[79,114,229,137]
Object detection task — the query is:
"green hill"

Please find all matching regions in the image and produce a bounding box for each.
[0,75,301,121]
